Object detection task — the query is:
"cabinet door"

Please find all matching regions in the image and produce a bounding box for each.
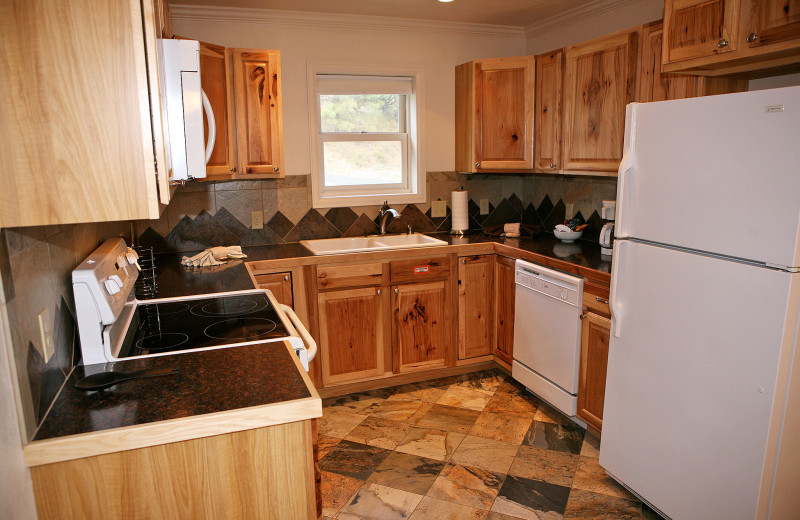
[199,42,236,176]
[577,312,611,431]
[233,49,284,177]
[393,282,448,372]
[563,30,638,173]
[639,23,702,102]
[662,0,739,64]
[474,57,536,171]
[457,255,494,360]
[254,272,293,307]
[318,287,387,385]
[534,51,563,172]
[494,256,515,365]
[745,0,800,48]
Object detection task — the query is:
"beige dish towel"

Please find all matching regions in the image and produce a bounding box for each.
[181,246,247,267]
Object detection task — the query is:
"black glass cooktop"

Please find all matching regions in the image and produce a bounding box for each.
[118,293,290,358]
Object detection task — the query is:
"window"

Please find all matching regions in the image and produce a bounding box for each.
[309,68,425,208]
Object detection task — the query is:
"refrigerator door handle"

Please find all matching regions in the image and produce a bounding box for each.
[609,240,628,338]
[615,104,637,239]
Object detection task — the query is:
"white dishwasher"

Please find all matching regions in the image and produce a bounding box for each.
[512,259,583,416]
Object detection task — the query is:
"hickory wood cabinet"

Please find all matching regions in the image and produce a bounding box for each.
[577,288,612,432]
[458,255,495,360]
[198,43,285,180]
[534,50,564,172]
[455,56,536,173]
[662,0,800,75]
[494,255,516,365]
[0,0,172,227]
[253,271,294,307]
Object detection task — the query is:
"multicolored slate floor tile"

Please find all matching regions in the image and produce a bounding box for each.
[318,369,661,519]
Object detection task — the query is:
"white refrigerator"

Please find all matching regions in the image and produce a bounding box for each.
[600,86,800,520]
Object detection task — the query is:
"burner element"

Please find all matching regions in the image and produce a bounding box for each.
[136,332,190,352]
[204,318,277,341]
[190,296,264,317]
[148,302,190,315]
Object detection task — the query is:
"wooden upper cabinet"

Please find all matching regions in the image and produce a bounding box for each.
[455,56,535,173]
[200,42,236,177]
[0,0,169,227]
[233,49,284,177]
[744,0,800,48]
[318,287,387,385]
[458,255,495,360]
[393,282,448,372]
[663,0,740,64]
[494,256,515,365]
[562,30,638,173]
[534,51,563,172]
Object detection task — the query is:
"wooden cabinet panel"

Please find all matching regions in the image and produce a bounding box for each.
[317,262,383,290]
[563,30,639,173]
[494,256,515,364]
[455,56,535,172]
[577,312,611,432]
[254,272,293,307]
[233,49,284,177]
[663,0,739,64]
[0,0,167,227]
[534,51,563,172]
[390,256,450,284]
[394,282,448,372]
[318,288,387,385]
[199,42,236,176]
[458,255,495,360]
[745,0,800,48]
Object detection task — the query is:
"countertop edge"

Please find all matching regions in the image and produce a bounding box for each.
[24,341,322,467]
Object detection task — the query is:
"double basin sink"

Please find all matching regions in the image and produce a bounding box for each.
[300,233,448,255]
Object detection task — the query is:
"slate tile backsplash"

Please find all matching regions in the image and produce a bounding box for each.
[134,174,617,252]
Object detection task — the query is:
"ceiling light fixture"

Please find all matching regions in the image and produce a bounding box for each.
[438,0,455,3]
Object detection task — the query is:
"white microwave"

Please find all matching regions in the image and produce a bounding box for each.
[158,39,215,181]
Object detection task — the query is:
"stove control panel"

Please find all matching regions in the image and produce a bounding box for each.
[73,239,138,326]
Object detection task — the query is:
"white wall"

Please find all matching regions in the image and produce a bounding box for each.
[171,7,526,175]
[525,0,664,55]
[750,73,800,90]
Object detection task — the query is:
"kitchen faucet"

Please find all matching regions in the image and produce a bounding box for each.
[378,200,400,235]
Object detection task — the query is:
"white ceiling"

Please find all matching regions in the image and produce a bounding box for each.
[170,0,592,27]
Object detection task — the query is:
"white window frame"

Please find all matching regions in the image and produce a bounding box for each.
[308,63,425,208]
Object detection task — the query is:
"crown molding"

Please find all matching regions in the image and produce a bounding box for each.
[523,0,647,39]
[170,5,525,39]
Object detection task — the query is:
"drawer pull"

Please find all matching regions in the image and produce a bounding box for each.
[595,296,609,304]
[283,275,289,281]
[377,289,382,295]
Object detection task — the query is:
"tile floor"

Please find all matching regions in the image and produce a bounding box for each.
[317,369,661,520]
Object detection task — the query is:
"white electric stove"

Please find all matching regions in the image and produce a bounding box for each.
[72,239,316,370]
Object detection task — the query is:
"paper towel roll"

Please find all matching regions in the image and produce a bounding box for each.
[451,189,469,232]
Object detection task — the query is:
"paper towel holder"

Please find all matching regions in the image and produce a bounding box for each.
[450,186,468,235]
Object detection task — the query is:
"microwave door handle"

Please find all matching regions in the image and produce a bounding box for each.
[201,89,216,166]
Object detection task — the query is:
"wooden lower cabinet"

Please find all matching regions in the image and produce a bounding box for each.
[253,271,293,307]
[577,311,611,431]
[30,420,317,520]
[393,282,448,372]
[494,256,516,364]
[318,287,388,385]
[458,255,495,360]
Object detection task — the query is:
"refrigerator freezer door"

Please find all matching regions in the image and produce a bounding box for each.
[615,86,800,268]
[602,240,796,520]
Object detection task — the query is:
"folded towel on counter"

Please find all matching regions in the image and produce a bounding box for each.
[181,246,247,267]
[483,223,541,238]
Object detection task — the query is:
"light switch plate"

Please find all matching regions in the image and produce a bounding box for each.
[37,308,54,363]
[431,200,447,218]
[251,211,264,230]
[479,199,490,215]
[565,203,574,220]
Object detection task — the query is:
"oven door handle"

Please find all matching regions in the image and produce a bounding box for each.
[280,304,317,363]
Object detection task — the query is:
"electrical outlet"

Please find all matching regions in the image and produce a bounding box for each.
[251,211,264,230]
[431,200,447,218]
[565,203,574,219]
[37,308,54,363]
[479,199,490,215]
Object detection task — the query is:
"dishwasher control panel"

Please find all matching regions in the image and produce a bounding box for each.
[515,260,582,307]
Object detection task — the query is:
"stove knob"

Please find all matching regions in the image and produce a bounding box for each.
[104,278,121,295]
[109,275,123,286]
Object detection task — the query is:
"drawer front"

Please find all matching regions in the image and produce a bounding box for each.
[390,256,451,284]
[317,262,384,290]
[583,290,610,316]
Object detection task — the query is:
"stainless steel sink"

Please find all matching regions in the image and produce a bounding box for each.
[300,233,448,255]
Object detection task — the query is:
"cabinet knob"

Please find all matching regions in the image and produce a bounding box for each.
[717,38,729,48]
[746,32,759,43]
[283,276,289,281]
[475,162,481,168]
[230,167,237,173]
[394,288,399,294]
[246,167,253,173]
[377,289,382,295]
[273,166,279,172]
[461,259,466,264]
[549,163,556,169]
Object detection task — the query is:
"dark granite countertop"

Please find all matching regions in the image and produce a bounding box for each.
[34,341,313,441]
[150,233,611,299]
